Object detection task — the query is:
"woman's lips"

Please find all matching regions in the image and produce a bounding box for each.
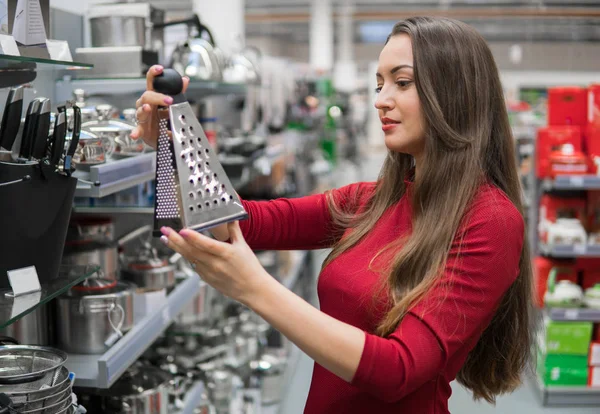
[382,123,399,132]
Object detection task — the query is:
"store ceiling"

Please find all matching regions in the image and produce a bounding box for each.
[149,0,600,43]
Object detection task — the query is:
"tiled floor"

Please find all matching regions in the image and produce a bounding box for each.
[273,150,600,413]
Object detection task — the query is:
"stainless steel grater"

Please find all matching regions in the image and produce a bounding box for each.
[153,69,247,236]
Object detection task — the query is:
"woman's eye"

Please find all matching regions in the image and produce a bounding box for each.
[374,86,382,93]
[396,80,413,88]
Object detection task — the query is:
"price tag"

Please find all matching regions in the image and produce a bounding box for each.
[564,309,580,320]
[574,244,587,255]
[570,176,584,187]
[7,266,41,297]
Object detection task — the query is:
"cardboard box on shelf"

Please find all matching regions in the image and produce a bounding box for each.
[533,257,578,307]
[537,350,589,387]
[538,194,587,244]
[536,126,583,178]
[542,318,593,356]
[6,0,50,59]
[548,86,588,129]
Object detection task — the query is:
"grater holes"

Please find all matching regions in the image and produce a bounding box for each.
[230,195,233,200]
[197,203,203,209]
[189,206,194,212]
[205,201,210,208]
[179,115,186,123]
[189,126,194,133]
[213,199,219,205]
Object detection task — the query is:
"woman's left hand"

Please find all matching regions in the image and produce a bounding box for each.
[160,222,272,305]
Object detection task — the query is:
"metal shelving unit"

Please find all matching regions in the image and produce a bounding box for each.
[281,250,309,290]
[546,307,600,322]
[531,375,600,406]
[539,243,600,258]
[55,77,245,102]
[65,273,202,388]
[178,381,208,414]
[542,175,600,191]
[73,153,156,198]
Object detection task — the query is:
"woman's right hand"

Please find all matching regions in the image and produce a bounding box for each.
[130,65,190,149]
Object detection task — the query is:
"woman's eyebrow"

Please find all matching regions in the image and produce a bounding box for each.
[376,64,414,78]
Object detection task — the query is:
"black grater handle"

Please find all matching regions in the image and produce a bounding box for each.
[153,69,186,104]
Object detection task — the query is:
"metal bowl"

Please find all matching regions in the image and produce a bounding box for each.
[15,381,72,410]
[20,391,72,414]
[2,366,70,401]
[0,346,67,385]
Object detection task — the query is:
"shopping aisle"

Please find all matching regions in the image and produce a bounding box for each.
[277,150,599,414]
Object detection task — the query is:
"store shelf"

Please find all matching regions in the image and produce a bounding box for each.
[542,175,600,191]
[531,375,600,406]
[545,307,600,322]
[55,77,245,102]
[230,145,286,190]
[72,206,154,215]
[539,243,600,258]
[0,54,93,70]
[280,251,309,290]
[66,273,202,388]
[0,265,100,329]
[73,153,156,198]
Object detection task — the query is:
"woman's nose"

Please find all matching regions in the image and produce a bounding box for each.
[374,89,394,111]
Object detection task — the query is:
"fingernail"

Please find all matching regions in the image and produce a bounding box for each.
[163,96,173,105]
[160,227,172,236]
[155,65,164,72]
[179,229,191,238]
[183,76,190,82]
[143,104,151,111]
[160,235,169,246]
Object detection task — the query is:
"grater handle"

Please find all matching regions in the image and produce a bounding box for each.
[153,69,185,103]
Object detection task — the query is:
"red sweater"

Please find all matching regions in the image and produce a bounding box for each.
[240,181,524,414]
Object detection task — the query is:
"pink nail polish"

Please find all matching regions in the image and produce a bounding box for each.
[155,65,164,72]
[163,97,173,105]
[160,236,169,245]
[160,227,172,236]
[179,229,191,238]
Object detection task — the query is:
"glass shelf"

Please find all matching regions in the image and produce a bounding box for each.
[0,54,94,70]
[0,264,100,329]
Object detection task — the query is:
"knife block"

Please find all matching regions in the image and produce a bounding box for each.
[0,162,76,290]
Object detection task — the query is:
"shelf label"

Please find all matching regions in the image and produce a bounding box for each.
[564,309,580,320]
[573,244,587,255]
[7,266,41,297]
[570,176,585,187]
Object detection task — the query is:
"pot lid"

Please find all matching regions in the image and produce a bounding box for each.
[72,277,117,292]
[81,105,134,133]
[128,257,169,270]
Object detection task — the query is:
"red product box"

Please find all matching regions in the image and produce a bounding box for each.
[590,342,600,366]
[589,367,600,387]
[589,84,600,126]
[539,194,587,243]
[536,126,582,178]
[548,86,588,128]
[533,256,578,307]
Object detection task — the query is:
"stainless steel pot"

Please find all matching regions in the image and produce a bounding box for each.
[121,257,175,290]
[67,217,115,244]
[62,241,119,281]
[176,280,211,325]
[56,281,135,354]
[0,306,50,346]
[78,365,172,414]
[81,105,136,159]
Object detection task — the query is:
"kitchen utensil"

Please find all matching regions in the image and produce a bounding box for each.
[77,364,171,414]
[64,106,81,172]
[544,267,584,308]
[67,217,114,244]
[31,98,51,161]
[71,130,110,170]
[152,69,247,235]
[0,86,24,153]
[120,226,176,290]
[50,111,67,167]
[1,366,70,403]
[81,105,132,157]
[56,281,135,355]
[0,346,67,385]
[0,305,51,346]
[584,284,600,309]
[62,240,119,281]
[18,99,41,160]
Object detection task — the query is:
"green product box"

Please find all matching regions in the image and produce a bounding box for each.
[537,350,589,386]
[542,318,593,356]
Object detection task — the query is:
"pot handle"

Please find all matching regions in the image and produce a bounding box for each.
[154,15,217,47]
[118,225,153,248]
[547,266,576,294]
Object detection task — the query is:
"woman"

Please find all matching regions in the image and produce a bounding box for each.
[131,16,532,414]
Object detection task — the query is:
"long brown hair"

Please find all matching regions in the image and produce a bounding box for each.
[324,16,533,403]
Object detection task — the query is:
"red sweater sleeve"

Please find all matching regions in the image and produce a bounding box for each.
[239,182,375,250]
[351,190,525,402]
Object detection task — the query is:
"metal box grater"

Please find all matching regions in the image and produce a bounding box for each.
[153,70,247,236]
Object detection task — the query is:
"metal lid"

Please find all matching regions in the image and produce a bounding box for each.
[81,105,134,133]
[72,277,117,292]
